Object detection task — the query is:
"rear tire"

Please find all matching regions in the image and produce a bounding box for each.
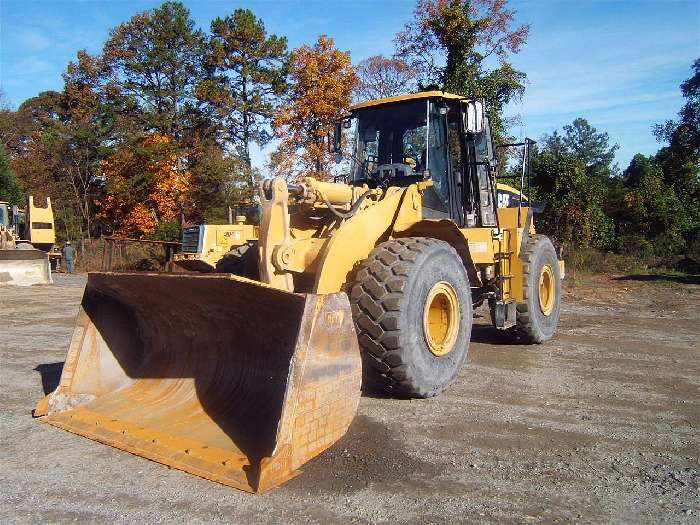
[215,242,259,279]
[513,235,561,343]
[350,237,472,398]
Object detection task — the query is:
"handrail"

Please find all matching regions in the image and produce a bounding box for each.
[102,236,181,246]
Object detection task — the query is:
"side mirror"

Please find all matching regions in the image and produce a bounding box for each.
[328,121,342,154]
[461,99,485,134]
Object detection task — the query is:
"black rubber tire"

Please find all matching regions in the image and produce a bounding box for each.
[349,237,472,398]
[514,234,562,343]
[215,242,259,279]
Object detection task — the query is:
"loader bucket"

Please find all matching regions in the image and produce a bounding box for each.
[0,249,52,286]
[35,272,361,493]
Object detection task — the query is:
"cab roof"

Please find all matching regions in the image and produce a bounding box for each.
[350,90,467,111]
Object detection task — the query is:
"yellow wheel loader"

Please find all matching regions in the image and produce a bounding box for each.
[0,196,55,286]
[36,91,563,492]
[168,218,259,274]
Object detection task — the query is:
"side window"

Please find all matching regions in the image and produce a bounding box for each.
[428,104,449,206]
[474,117,495,210]
[447,107,463,187]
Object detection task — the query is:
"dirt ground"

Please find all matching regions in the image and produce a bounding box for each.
[1,272,698,524]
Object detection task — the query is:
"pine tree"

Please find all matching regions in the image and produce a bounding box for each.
[103,1,207,145]
[201,9,288,195]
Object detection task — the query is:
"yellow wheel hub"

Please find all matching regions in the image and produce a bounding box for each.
[538,264,555,316]
[423,281,460,356]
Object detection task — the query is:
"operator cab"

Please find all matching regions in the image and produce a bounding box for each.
[0,203,7,229]
[0,201,25,236]
[336,91,500,228]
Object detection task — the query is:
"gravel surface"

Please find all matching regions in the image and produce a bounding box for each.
[1,272,698,524]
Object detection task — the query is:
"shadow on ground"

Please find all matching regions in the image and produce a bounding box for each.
[34,362,64,395]
[287,415,443,494]
[614,273,700,285]
[470,324,522,345]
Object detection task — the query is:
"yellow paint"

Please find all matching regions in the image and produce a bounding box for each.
[27,196,55,246]
[539,264,555,315]
[351,90,466,111]
[277,237,326,273]
[256,175,563,303]
[172,224,258,270]
[496,206,536,232]
[423,281,460,356]
[260,178,294,291]
[505,227,525,301]
[296,177,356,206]
[313,187,406,294]
[496,182,528,201]
[392,184,424,231]
[458,227,496,264]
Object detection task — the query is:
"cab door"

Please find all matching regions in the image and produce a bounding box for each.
[454,107,497,228]
[473,119,497,227]
[422,101,454,220]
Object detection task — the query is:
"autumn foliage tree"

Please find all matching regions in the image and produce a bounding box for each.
[271,36,356,180]
[98,135,192,236]
[396,0,529,138]
[86,2,241,235]
[354,55,417,101]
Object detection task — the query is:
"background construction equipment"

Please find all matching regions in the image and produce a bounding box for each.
[169,218,258,274]
[0,196,56,286]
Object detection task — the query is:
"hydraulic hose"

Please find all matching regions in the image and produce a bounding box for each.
[319,189,373,220]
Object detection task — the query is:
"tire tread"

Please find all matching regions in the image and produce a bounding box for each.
[514,234,559,343]
[350,237,458,397]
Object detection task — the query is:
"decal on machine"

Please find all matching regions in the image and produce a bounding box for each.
[468,241,488,253]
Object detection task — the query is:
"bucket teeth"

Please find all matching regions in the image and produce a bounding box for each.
[36,272,361,492]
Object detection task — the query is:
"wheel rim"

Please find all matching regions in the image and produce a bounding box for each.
[538,264,555,316]
[423,281,460,356]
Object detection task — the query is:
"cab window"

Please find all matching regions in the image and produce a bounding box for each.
[427,103,450,206]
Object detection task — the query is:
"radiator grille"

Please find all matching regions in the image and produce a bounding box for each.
[181,227,200,253]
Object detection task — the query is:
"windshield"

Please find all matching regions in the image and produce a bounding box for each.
[351,99,427,182]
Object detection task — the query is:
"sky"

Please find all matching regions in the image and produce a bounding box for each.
[1,0,698,171]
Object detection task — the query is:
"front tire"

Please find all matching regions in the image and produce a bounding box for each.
[350,237,472,398]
